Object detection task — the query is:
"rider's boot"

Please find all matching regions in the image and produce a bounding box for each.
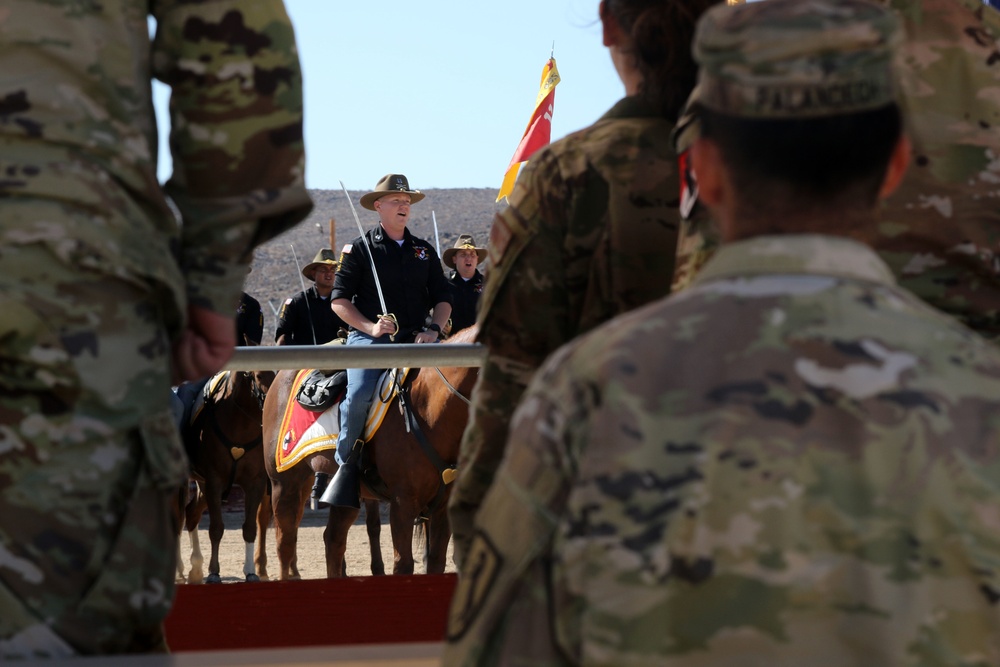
[310,472,331,510]
[319,444,361,509]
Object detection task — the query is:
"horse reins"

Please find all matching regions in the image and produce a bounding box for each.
[432,367,473,406]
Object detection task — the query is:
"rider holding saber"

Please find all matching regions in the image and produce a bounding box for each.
[321,174,453,508]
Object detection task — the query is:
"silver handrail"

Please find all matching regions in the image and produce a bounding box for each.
[223,343,486,371]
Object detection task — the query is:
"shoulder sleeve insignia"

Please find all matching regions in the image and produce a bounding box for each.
[679,148,700,220]
[414,246,429,261]
[446,532,502,641]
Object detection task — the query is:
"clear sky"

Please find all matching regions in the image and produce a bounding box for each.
[153,1,625,191]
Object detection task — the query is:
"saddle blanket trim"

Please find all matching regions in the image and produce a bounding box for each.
[274,368,408,472]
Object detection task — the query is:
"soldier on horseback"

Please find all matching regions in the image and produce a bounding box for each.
[320,174,453,509]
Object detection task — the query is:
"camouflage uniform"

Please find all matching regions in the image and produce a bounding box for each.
[446,1,1000,664]
[0,0,310,657]
[672,0,1000,334]
[444,235,1000,666]
[449,96,683,566]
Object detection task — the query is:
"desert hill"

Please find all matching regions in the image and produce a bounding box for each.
[245,187,499,343]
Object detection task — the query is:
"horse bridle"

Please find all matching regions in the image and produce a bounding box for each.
[244,370,268,411]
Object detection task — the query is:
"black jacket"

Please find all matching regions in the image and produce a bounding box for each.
[447,269,484,333]
[274,286,346,345]
[237,292,264,345]
[332,224,452,340]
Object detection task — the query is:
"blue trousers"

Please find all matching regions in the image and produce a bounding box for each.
[335,330,391,465]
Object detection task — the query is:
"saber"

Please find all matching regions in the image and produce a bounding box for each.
[290,244,318,345]
[432,211,441,257]
[340,180,398,341]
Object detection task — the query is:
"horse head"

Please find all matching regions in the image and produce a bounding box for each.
[238,334,275,410]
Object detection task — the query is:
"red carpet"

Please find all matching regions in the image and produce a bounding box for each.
[164,574,457,652]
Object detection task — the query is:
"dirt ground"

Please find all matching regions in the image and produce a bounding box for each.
[176,501,456,583]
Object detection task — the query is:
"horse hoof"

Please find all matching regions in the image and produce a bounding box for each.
[205,573,222,584]
[245,573,260,583]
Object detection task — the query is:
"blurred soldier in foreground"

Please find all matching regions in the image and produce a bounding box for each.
[673,0,1000,338]
[444,1,1000,664]
[448,0,721,568]
[0,1,311,657]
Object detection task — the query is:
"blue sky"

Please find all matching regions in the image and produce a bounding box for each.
[153,1,625,191]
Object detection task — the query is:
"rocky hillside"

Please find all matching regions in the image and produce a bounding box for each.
[245,188,499,343]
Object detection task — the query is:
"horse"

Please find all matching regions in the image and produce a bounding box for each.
[177,357,275,584]
[261,366,385,580]
[262,326,478,578]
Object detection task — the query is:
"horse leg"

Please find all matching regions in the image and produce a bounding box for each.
[241,480,266,583]
[255,485,272,581]
[272,479,307,580]
[205,479,226,584]
[388,501,418,575]
[184,483,208,584]
[324,506,359,578]
[365,499,385,576]
[425,505,452,574]
[174,482,189,582]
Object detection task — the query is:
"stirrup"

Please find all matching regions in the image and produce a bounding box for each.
[310,472,331,510]
[319,458,361,510]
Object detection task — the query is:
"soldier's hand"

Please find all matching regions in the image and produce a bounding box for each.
[172,306,236,384]
[414,330,438,344]
[371,316,398,339]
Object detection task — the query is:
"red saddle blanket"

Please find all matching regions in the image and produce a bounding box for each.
[275,368,406,472]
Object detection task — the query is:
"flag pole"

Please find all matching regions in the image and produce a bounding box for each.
[495,53,561,202]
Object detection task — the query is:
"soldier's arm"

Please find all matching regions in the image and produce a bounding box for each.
[274,297,297,345]
[450,151,574,567]
[444,343,585,665]
[151,0,312,319]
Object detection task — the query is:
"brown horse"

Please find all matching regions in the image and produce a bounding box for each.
[178,363,275,584]
[261,367,384,579]
[262,326,478,578]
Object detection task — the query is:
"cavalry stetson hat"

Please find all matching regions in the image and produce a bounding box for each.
[302,248,339,280]
[359,173,426,210]
[442,234,487,269]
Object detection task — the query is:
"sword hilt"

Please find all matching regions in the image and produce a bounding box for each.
[379,313,399,342]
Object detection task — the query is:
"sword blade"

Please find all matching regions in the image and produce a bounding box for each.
[340,180,389,316]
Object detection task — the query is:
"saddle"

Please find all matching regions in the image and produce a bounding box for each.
[296,369,348,412]
[173,375,213,461]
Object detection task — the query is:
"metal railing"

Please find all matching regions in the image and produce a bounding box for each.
[223,343,486,372]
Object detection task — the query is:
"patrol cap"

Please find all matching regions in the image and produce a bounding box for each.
[693,0,901,118]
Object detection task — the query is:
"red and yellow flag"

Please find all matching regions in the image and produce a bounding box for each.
[496,57,561,202]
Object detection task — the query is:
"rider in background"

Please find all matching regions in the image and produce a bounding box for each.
[274,248,348,346]
[442,234,487,334]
